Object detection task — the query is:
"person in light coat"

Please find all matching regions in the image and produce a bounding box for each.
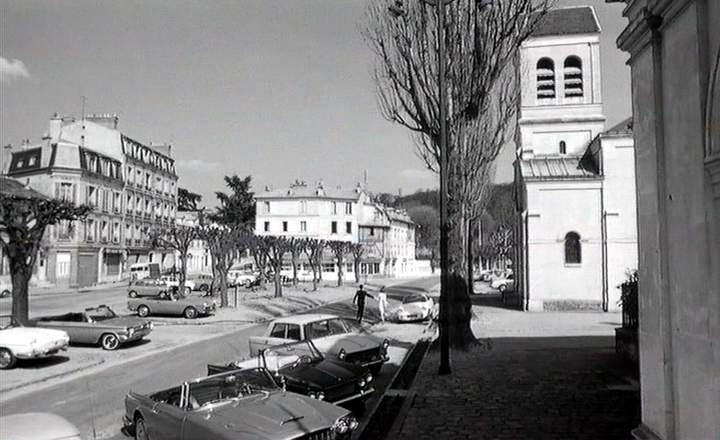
[377,286,388,322]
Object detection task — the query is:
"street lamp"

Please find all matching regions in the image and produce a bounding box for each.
[387,0,492,375]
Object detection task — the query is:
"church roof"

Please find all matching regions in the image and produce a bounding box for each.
[519,155,600,181]
[603,117,633,136]
[531,6,601,38]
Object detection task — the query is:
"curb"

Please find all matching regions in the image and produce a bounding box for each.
[0,294,348,403]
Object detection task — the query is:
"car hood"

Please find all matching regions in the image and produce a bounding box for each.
[281,359,365,388]
[396,302,431,314]
[0,326,68,343]
[195,391,346,438]
[313,333,381,355]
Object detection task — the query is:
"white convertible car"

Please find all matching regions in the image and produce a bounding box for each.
[0,325,70,369]
[393,294,436,322]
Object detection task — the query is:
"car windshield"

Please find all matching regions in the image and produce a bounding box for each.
[189,369,278,408]
[86,307,117,321]
[304,318,352,339]
[263,341,322,370]
[403,295,428,304]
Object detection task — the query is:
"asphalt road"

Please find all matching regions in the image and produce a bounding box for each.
[0,285,130,319]
[0,276,438,439]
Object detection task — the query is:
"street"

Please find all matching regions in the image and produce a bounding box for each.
[0,277,437,439]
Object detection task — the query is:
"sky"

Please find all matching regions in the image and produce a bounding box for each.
[0,0,631,206]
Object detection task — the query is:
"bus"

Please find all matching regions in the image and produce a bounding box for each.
[129,262,160,280]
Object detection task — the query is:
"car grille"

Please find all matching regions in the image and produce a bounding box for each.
[345,346,381,364]
[296,428,336,440]
[324,381,357,403]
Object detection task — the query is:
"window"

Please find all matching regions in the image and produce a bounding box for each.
[264,221,270,232]
[87,185,97,207]
[345,202,352,215]
[263,201,271,214]
[299,200,307,214]
[85,219,95,242]
[564,232,582,264]
[101,221,109,242]
[57,182,73,203]
[113,222,121,243]
[564,56,583,98]
[560,140,567,155]
[270,323,287,338]
[282,221,288,232]
[286,324,301,340]
[331,221,337,234]
[126,194,133,213]
[102,189,109,212]
[300,221,307,232]
[332,202,338,215]
[57,220,74,240]
[370,227,375,237]
[536,58,556,99]
[346,222,352,234]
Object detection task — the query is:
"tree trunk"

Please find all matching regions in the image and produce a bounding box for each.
[179,250,188,297]
[10,257,31,325]
[291,252,299,287]
[336,258,344,287]
[354,260,360,283]
[274,266,282,298]
[312,265,318,291]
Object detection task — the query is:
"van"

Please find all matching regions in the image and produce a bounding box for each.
[129,262,160,280]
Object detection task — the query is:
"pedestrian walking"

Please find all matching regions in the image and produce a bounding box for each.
[377,286,388,322]
[353,284,374,323]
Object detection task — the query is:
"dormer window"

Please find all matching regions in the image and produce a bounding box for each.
[564,56,583,98]
[536,58,556,100]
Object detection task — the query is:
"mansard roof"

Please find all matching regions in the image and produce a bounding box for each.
[531,6,601,38]
[256,184,365,201]
[519,155,600,181]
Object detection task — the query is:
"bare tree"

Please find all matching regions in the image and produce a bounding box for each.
[303,238,326,291]
[148,225,197,295]
[199,226,248,307]
[259,236,292,298]
[288,237,303,286]
[327,240,349,287]
[0,180,91,324]
[250,236,269,289]
[364,0,551,349]
[349,243,366,283]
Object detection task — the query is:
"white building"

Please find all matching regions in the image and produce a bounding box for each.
[254,181,416,278]
[513,6,638,311]
[176,210,211,275]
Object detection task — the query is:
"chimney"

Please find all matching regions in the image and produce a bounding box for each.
[48,113,62,140]
[85,113,119,130]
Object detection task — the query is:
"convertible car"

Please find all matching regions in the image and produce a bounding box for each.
[123,368,359,440]
[128,294,216,319]
[208,339,374,406]
[0,325,69,369]
[250,314,390,374]
[31,305,152,350]
[392,294,436,322]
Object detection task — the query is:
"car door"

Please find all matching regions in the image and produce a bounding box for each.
[146,392,185,440]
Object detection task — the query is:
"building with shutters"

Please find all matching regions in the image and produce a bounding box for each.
[4,114,178,287]
[513,6,638,311]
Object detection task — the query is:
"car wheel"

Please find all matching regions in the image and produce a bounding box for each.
[0,289,9,298]
[128,290,138,298]
[0,348,16,369]
[200,283,209,292]
[184,307,198,319]
[134,415,149,440]
[101,333,120,351]
[137,305,150,318]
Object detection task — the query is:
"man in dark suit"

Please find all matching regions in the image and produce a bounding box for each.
[353,284,375,323]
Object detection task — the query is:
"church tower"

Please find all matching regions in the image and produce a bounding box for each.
[517,6,604,158]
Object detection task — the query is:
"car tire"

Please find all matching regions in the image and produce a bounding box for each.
[128,290,138,298]
[134,415,149,440]
[200,284,209,292]
[137,305,150,318]
[184,307,198,319]
[0,348,16,370]
[0,289,9,298]
[101,333,120,351]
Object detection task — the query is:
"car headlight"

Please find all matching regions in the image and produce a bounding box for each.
[338,348,346,360]
[317,392,325,400]
[366,373,373,383]
[202,302,209,308]
[332,415,359,434]
[308,392,317,399]
[127,327,135,336]
[359,378,366,387]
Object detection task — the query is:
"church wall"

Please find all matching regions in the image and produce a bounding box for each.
[519,120,605,156]
[525,180,603,310]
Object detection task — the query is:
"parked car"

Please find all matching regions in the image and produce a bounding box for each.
[31,305,153,350]
[208,339,374,406]
[227,270,258,288]
[0,412,82,439]
[123,368,359,440]
[128,293,216,319]
[0,276,11,298]
[0,325,69,369]
[188,273,214,292]
[392,294,436,322]
[490,273,515,292]
[159,275,195,295]
[128,278,166,298]
[250,314,390,374]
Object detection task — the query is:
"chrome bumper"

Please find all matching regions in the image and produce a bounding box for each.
[360,356,389,368]
[333,387,375,405]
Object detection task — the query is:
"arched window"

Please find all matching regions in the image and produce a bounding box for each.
[559,140,567,155]
[564,232,581,264]
[564,56,583,98]
[536,58,556,99]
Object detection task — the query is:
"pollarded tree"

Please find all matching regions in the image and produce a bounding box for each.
[364,0,552,350]
[349,243,365,284]
[148,225,197,294]
[303,238,326,291]
[327,240,349,287]
[249,236,269,289]
[288,237,303,286]
[0,178,92,324]
[199,226,249,307]
[258,236,292,298]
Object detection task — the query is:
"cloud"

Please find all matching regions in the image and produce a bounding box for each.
[0,57,30,83]
[400,168,437,181]
[176,159,221,172]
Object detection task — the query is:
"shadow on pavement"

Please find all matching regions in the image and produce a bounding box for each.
[14,355,70,370]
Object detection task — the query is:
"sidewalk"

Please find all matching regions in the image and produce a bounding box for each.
[388,299,641,440]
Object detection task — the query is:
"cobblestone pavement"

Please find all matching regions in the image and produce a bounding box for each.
[391,293,640,440]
